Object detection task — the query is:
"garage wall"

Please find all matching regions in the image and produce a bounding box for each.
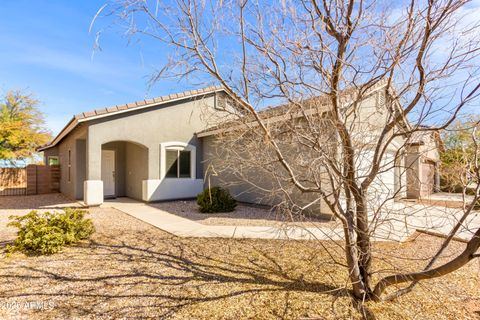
[201,87,406,216]
[202,132,335,217]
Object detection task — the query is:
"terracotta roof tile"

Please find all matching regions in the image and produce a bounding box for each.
[106,106,118,113]
[95,108,108,115]
[83,111,96,118]
[126,102,137,108]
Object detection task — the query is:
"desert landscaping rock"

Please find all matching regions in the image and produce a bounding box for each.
[0,194,479,319]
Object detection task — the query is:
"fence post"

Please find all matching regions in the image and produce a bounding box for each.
[26,165,37,195]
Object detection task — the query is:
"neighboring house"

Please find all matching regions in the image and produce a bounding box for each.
[405,129,444,198]
[39,82,441,210]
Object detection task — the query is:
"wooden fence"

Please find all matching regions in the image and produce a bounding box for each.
[26,165,60,195]
[0,165,60,196]
[0,167,27,196]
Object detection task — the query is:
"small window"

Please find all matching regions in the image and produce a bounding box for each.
[68,150,71,182]
[165,150,191,178]
[48,156,59,166]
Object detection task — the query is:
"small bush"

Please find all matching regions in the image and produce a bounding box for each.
[197,186,237,213]
[6,208,95,255]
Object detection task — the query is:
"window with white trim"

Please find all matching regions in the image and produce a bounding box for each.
[166,150,192,178]
[161,142,196,180]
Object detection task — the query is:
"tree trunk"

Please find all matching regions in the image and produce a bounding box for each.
[356,195,373,294]
[344,211,367,299]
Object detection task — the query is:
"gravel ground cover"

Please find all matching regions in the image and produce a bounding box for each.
[0,194,479,319]
[149,200,338,228]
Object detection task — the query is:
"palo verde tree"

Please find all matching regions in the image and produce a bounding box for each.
[0,90,51,164]
[96,0,480,301]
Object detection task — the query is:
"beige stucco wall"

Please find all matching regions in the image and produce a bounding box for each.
[125,142,148,200]
[85,94,223,182]
[405,135,441,199]
[202,134,334,216]
[43,125,87,200]
[418,134,440,162]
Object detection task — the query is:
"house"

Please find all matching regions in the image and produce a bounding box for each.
[39,82,440,210]
[39,86,230,206]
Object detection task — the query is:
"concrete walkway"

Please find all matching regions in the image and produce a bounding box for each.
[102,198,480,242]
[102,198,344,240]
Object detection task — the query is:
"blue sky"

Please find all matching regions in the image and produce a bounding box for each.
[1,1,478,137]
[0,0,203,135]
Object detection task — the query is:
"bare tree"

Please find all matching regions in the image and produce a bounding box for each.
[96,0,480,301]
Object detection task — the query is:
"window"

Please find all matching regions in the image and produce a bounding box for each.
[161,142,196,180]
[48,156,59,166]
[68,150,71,182]
[165,150,191,178]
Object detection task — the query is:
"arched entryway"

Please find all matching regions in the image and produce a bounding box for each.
[101,141,148,200]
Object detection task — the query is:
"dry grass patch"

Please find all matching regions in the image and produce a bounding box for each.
[0,203,478,319]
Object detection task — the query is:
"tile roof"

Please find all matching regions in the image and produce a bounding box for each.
[38,85,224,151]
[73,85,223,121]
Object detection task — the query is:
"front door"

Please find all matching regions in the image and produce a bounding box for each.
[101,150,115,198]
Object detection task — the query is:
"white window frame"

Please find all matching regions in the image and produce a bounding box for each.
[160,142,196,180]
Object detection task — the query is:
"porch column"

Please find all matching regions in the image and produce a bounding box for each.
[142,144,161,201]
[84,135,103,206]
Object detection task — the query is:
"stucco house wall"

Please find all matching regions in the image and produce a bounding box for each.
[125,142,148,200]
[43,125,87,200]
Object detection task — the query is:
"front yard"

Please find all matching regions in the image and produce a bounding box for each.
[0,195,479,319]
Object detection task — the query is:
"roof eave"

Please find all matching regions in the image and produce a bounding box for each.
[37,86,226,151]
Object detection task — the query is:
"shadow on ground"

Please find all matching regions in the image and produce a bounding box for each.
[0,221,375,319]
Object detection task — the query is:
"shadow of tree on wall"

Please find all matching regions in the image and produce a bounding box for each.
[0,230,377,319]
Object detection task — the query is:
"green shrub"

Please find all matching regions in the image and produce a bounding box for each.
[197,186,237,213]
[6,208,95,255]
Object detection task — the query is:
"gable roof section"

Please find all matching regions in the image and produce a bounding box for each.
[38,86,225,151]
